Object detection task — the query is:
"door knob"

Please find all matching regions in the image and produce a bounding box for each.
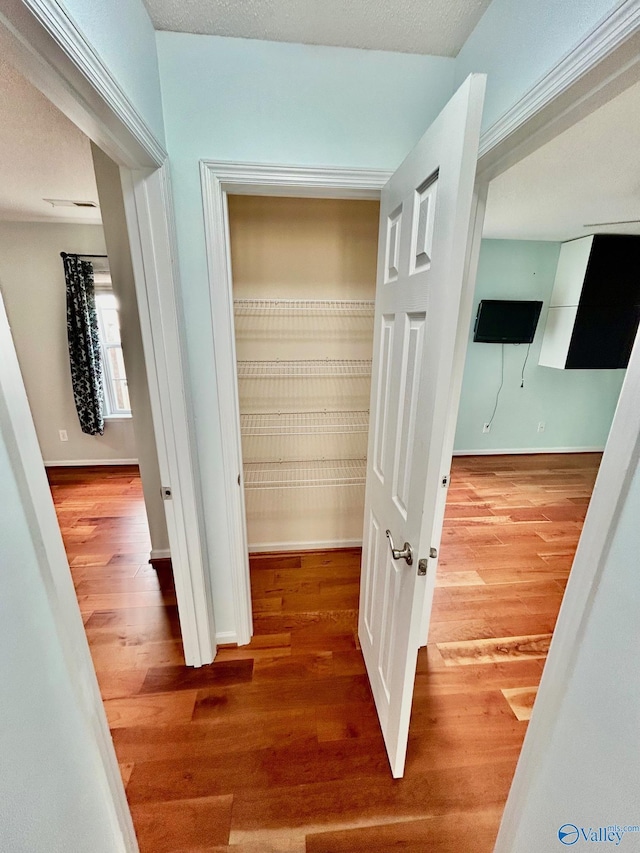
[385,529,413,566]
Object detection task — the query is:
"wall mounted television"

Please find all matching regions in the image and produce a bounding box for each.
[473,299,543,344]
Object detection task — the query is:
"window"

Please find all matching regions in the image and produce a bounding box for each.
[95,292,131,416]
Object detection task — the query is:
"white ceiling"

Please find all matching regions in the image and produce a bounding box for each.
[484,77,640,242]
[0,57,100,224]
[143,0,491,57]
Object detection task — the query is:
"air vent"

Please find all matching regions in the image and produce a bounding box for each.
[43,198,99,209]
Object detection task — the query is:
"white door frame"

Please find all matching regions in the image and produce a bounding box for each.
[0,4,214,850]
[0,2,216,668]
[200,162,392,644]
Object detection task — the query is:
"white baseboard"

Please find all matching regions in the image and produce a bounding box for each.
[150,548,171,561]
[248,538,363,554]
[44,458,138,467]
[453,446,605,456]
[215,630,239,645]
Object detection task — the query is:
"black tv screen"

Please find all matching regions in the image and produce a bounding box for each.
[473,300,543,344]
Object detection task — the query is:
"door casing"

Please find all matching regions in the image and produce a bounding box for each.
[201,162,392,644]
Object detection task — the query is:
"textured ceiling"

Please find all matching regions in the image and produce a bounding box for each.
[0,58,100,224]
[143,0,491,56]
[484,77,640,242]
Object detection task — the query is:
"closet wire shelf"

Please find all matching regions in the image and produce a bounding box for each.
[243,458,366,490]
[234,298,375,315]
[240,410,369,435]
[237,359,372,378]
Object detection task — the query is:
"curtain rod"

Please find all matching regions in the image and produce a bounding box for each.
[60,252,108,259]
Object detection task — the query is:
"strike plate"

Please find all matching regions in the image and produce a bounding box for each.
[418,558,428,576]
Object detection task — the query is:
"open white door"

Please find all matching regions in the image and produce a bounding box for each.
[359,74,486,777]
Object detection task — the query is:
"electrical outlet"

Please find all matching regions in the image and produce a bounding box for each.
[482,423,491,433]
[59,429,68,442]
[537,421,545,433]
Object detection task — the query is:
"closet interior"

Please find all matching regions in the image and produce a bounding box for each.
[228,195,380,551]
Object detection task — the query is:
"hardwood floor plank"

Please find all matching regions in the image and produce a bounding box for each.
[130,795,234,852]
[111,710,318,764]
[230,761,517,833]
[139,659,254,694]
[104,691,198,729]
[305,809,503,853]
[502,686,538,721]
[436,634,552,666]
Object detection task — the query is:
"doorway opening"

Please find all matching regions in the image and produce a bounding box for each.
[0,57,186,818]
[228,194,379,555]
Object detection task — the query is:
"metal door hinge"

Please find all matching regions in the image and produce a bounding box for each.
[417,547,438,576]
[161,486,172,500]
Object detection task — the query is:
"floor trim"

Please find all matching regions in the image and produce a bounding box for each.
[453,446,605,456]
[248,539,364,554]
[44,458,139,467]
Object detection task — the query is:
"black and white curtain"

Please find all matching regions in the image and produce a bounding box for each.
[62,254,104,435]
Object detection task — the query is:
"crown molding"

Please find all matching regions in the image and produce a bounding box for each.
[201,161,392,198]
[13,0,167,167]
[478,0,640,177]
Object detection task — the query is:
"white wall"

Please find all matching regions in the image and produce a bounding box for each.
[0,221,138,464]
[91,145,170,555]
[455,0,621,131]
[55,0,165,145]
[0,418,124,852]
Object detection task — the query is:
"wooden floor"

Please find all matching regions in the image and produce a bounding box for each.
[48,453,600,853]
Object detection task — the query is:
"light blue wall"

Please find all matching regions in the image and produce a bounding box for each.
[0,434,121,852]
[455,0,620,131]
[454,240,625,453]
[156,32,456,635]
[156,33,455,169]
[57,0,165,143]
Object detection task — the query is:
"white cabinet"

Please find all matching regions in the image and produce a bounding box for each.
[539,306,580,368]
[549,236,593,307]
[539,235,640,370]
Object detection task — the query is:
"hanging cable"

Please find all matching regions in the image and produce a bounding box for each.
[520,342,532,388]
[486,344,505,429]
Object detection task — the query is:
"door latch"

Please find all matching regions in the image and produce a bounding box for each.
[417,547,438,576]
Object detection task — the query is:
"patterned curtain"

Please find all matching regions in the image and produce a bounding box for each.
[63,255,105,435]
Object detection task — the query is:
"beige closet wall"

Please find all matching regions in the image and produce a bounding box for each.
[229,196,379,550]
[229,196,379,298]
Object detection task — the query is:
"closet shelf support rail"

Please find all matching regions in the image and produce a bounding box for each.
[243,458,366,489]
[237,359,372,378]
[233,298,375,315]
[240,410,369,435]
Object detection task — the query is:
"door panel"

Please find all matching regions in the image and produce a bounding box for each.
[359,74,486,778]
